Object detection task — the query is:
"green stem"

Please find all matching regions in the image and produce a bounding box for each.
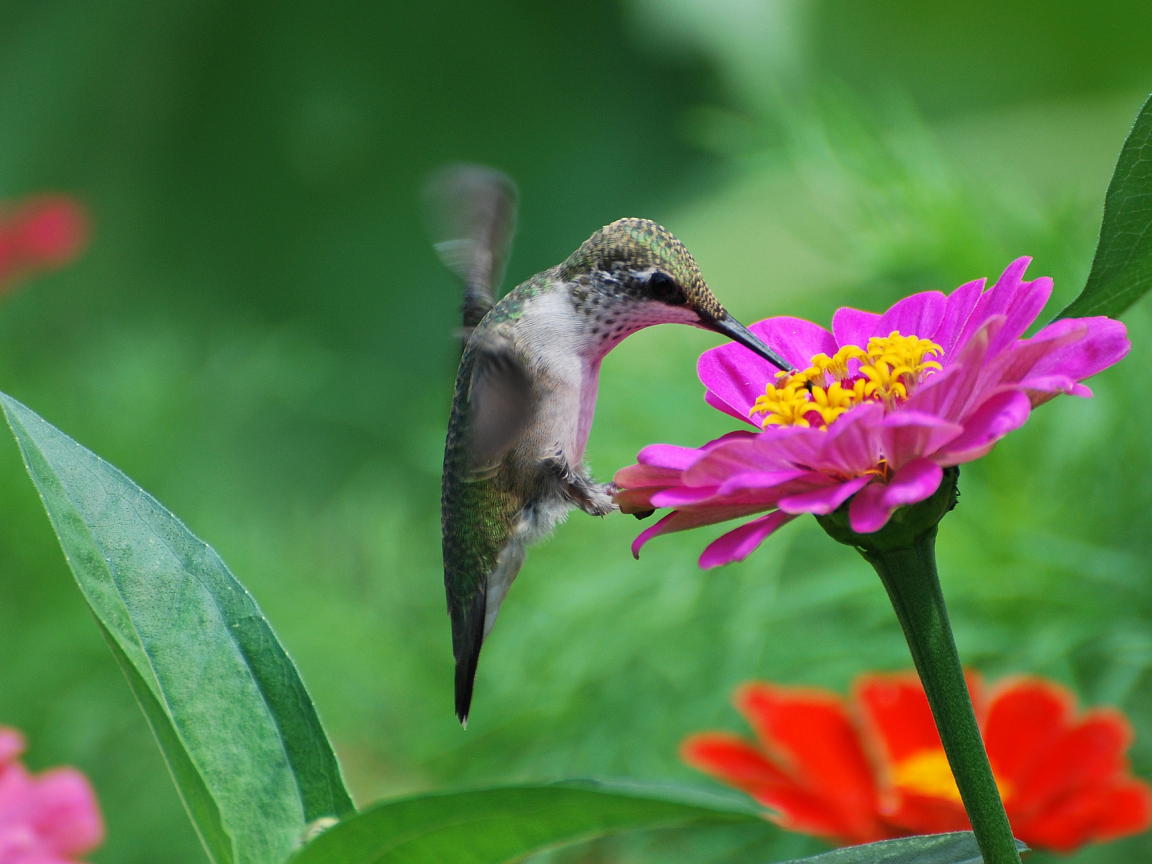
[859,528,1021,864]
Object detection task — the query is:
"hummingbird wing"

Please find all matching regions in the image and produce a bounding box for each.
[422,164,518,331]
[468,333,533,465]
[443,331,535,726]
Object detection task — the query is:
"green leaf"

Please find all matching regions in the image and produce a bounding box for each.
[0,393,355,864]
[1059,93,1152,319]
[782,832,1028,864]
[290,782,762,864]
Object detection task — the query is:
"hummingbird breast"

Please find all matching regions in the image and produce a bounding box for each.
[515,281,703,464]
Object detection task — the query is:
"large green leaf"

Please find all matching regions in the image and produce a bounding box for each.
[784,832,1028,864]
[1059,93,1152,319]
[290,782,762,864]
[1,393,355,864]
[291,783,1027,864]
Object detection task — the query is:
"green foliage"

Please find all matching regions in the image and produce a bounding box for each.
[1,3,1152,864]
[0,394,353,864]
[781,833,1027,864]
[1060,94,1152,319]
[291,784,759,864]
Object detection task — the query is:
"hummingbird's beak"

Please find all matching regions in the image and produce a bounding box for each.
[704,313,793,372]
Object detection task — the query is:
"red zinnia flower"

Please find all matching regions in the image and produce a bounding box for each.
[682,673,1152,854]
[0,195,89,293]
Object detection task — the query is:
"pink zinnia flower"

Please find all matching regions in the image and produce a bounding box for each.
[615,258,1130,567]
[0,727,104,864]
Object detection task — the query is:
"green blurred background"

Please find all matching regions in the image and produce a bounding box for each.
[0,1,1150,861]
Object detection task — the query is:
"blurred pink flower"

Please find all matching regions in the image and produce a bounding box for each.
[0,727,104,864]
[615,258,1130,567]
[0,196,89,292]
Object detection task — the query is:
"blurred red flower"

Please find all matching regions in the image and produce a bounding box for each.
[0,727,104,864]
[682,673,1152,854]
[0,195,89,292]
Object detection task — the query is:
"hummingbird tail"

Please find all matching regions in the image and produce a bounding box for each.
[452,586,487,727]
[454,652,480,728]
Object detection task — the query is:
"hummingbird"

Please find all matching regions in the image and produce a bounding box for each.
[426,165,791,726]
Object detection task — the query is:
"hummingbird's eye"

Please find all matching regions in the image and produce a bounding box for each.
[648,271,679,301]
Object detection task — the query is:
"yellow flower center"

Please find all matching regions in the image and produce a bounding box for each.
[751,332,942,430]
[892,749,1013,804]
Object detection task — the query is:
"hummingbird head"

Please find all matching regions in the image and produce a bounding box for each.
[560,218,791,371]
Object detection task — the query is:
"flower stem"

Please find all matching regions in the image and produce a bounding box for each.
[817,468,1021,864]
[863,532,1020,864]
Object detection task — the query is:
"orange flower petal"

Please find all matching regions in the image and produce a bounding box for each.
[683,672,1152,856]
[681,732,885,844]
[882,791,971,836]
[983,677,1073,791]
[761,785,891,844]
[1012,779,1152,853]
[1008,709,1132,819]
[680,733,793,791]
[735,683,884,842]
[855,672,941,764]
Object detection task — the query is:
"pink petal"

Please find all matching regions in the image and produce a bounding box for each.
[933,278,985,360]
[847,480,888,534]
[746,426,831,472]
[705,389,758,425]
[751,317,840,368]
[0,730,25,766]
[846,460,944,533]
[614,463,683,489]
[879,410,963,471]
[715,469,817,496]
[778,475,872,515]
[615,486,664,515]
[1017,375,1092,406]
[697,349,767,426]
[0,762,33,806]
[650,485,722,508]
[880,458,944,508]
[874,291,947,341]
[699,511,797,568]
[900,363,959,414]
[972,318,1088,397]
[631,505,773,558]
[905,316,1003,423]
[813,401,884,476]
[703,429,761,450]
[25,769,104,857]
[697,317,836,422]
[954,257,1049,361]
[632,512,679,558]
[637,443,706,470]
[988,276,1052,358]
[935,390,1032,466]
[833,307,881,349]
[683,427,819,486]
[667,471,847,512]
[1027,316,1130,383]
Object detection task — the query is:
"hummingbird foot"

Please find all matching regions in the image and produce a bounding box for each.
[573,481,618,517]
[542,455,619,517]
